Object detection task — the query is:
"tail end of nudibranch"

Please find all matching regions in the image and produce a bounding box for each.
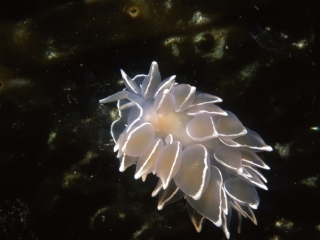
[99,90,145,106]
[99,90,129,104]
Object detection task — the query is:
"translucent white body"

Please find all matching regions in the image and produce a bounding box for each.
[99,62,272,238]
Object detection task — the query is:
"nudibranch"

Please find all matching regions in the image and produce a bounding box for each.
[99,62,272,238]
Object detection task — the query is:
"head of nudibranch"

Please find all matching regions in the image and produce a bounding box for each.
[99,61,272,238]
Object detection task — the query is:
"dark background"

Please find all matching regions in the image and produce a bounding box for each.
[0,0,319,239]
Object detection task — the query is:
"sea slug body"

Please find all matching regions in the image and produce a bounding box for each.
[99,62,272,238]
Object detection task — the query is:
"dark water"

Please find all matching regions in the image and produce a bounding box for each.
[0,0,319,239]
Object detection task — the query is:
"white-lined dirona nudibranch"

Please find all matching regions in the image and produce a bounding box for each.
[99,61,272,238]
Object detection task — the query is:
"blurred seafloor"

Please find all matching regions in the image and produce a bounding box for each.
[0,0,319,239]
